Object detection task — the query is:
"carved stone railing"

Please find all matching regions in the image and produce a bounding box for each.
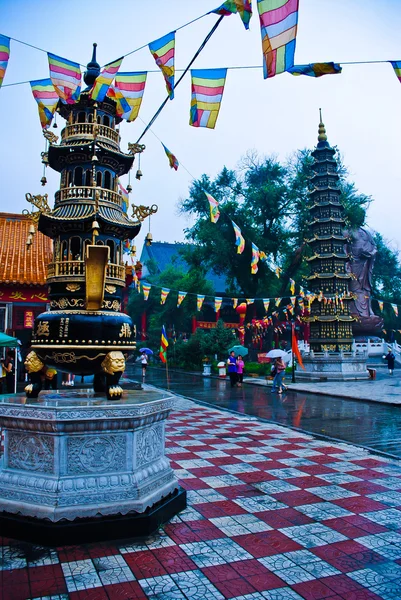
[55,186,122,207]
[61,123,120,148]
[47,261,125,281]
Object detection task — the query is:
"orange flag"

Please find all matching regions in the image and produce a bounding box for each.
[292,323,305,371]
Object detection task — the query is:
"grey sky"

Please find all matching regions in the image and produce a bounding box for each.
[0,0,400,253]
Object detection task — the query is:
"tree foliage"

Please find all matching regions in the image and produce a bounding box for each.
[179,148,372,299]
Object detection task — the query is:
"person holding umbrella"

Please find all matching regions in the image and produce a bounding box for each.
[139,347,153,379]
[271,357,287,393]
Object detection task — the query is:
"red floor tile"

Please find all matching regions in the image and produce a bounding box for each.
[333,496,387,513]
[201,563,240,584]
[28,564,67,597]
[103,581,148,599]
[69,590,109,600]
[293,579,338,599]
[124,550,166,579]
[163,522,204,544]
[152,545,198,574]
[212,576,257,598]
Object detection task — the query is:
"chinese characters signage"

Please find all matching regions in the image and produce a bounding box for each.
[24,310,35,329]
[0,287,48,303]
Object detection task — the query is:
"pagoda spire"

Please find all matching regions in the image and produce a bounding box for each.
[84,43,100,88]
[304,112,355,353]
[317,108,327,144]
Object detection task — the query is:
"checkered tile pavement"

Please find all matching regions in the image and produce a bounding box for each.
[2,397,401,599]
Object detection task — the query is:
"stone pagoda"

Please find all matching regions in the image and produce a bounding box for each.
[300,112,367,380]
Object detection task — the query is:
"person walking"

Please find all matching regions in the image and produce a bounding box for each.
[271,357,287,393]
[384,348,396,375]
[236,355,245,386]
[227,351,238,388]
[141,352,148,379]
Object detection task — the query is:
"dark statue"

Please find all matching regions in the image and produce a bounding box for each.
[345,227,383,334]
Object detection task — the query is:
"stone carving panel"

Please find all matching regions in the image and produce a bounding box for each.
[67,434,126,474]
[8,432,54,474]
[136,423,163,467]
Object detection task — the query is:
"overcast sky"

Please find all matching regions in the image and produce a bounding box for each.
[1,0,400,253]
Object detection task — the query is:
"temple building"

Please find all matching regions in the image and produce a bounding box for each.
[0,212,52,346]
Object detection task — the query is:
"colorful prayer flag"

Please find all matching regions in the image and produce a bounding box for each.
[246,298,254,305]
[90,57,123,102]
[251,243,260,274]
[114,72,147,122]
[0,35,10,89]
[106,85,131,117]
[275,266,282,278]
[205,192,220,223]
[159,325,169,363]
[48,52,81,104]
[211,1,253,30]
[290,278,295,294]
[190,68,227,129]
[257,0,299,78]
[177,291,187,307]
[149,31,175,99]
[290,296,296,306]
[142,284,151,301]
[390,61,401,83]
[30,78,59,129]
[292,323,305,370]
[231,220,245,254]
[377,300,384,312]
[197,294,205,311]
[275,297,282,307]
[215,297,223,312]
[299,286,305,297]
[288,62,342,77]
[160,288,170,305]
[263,299,270,313]
[118,181,129,212]
[233,298,238,309]
[161,143,179,170]
[391,303,399,317]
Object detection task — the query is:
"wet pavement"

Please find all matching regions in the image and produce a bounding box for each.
[127,366,401,459]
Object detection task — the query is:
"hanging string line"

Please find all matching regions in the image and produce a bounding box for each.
[2,58,397,88]
[136,15,225,143]
[0,9,214,73]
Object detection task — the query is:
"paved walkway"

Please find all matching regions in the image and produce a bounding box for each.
[2,395,401,599]
[244,371,401,405]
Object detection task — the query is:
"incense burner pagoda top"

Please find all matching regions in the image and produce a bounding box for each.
[25,47,143,400]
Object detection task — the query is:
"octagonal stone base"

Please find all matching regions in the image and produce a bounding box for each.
[0,388,184,530]
[297,353,368,381]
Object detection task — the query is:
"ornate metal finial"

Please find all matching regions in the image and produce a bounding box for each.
[127,142,146,155]
[24,193,51,222]
[84,43,101,88]
[131,204,158,222]
[318,108,327,142]
[43,130,59,145]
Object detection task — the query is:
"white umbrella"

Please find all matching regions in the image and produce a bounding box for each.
[265,349,291,362]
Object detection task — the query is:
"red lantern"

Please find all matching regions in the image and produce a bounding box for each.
[236,302,247,343]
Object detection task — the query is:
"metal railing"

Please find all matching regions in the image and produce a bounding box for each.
[61,123,120,147]
[55,186,122,207]
[47,260,125,281]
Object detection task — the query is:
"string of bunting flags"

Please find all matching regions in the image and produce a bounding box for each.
[129,277,401,321]
[1,1,401,171]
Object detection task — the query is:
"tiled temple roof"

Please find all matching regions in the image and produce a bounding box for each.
[0,213,53,286]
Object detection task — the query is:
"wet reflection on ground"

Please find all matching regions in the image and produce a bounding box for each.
[127,366,401,458]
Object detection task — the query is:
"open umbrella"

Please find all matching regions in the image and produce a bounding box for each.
[0,332,20,393]
[228,345,248,357]
[139,348,153,355]
[265,349,291,362]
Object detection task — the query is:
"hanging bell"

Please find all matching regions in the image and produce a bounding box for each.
[145,232,152,246]
[52,121,58,129]
[126,183,132,193]
[92,154,98,162]
[135,169,143,180]
[28,224,35,235]
[40,176,47,186]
